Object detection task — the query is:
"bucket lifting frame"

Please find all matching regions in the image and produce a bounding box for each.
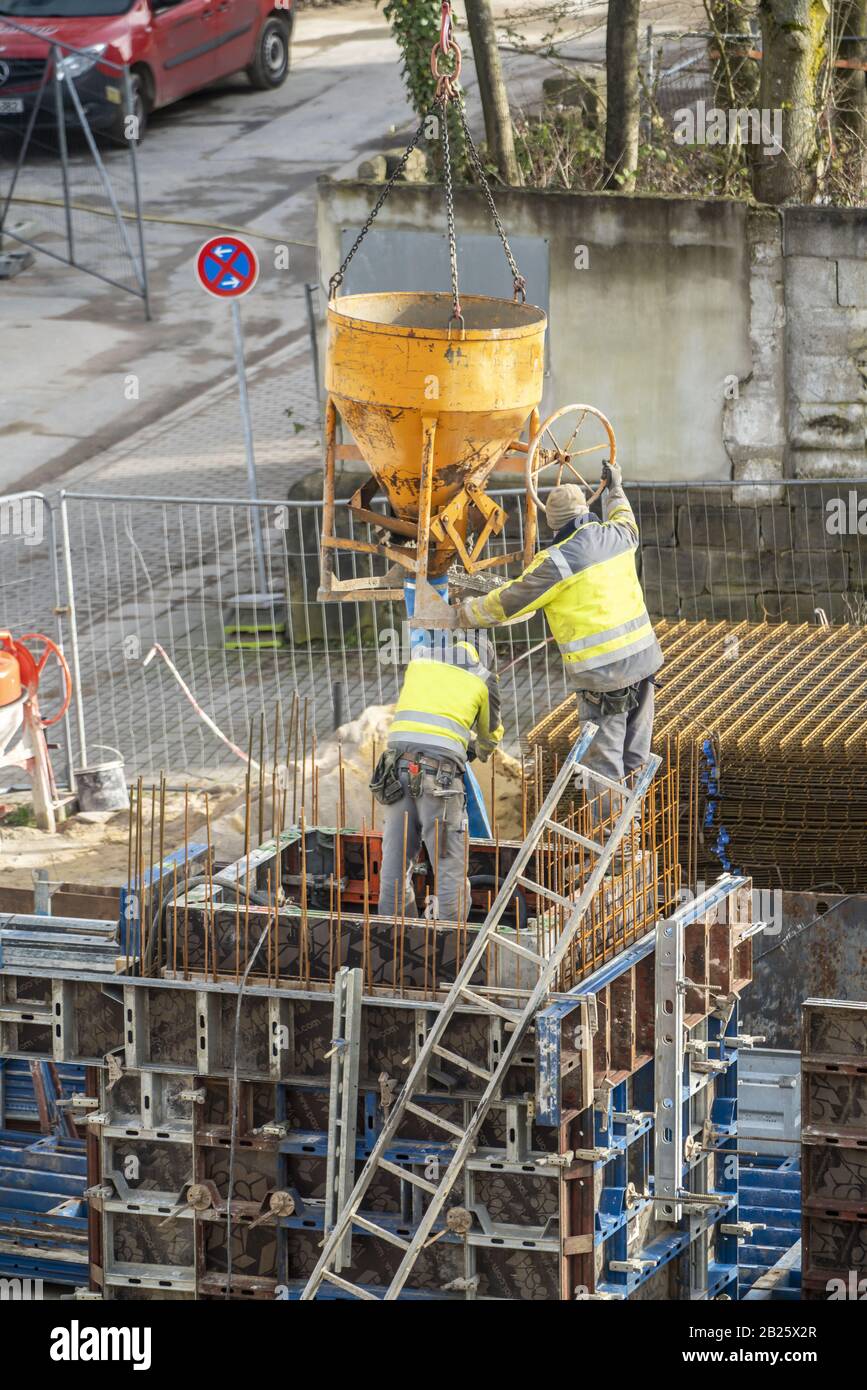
[317,3,617,625]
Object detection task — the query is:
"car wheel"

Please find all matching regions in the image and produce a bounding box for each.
[247,16,290,90]
[110,72,147,145]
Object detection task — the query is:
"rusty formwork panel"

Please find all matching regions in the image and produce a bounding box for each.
[801,999,867,1301]
[0,870,753,1300]
[527,620,867,893]
[131,741,679,1003]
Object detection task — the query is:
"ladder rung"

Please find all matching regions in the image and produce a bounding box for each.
[543,818,603,853]
[321,1269,381,1300]
[405,1101,466,1139]
[517,876,571,908]
[432,1043,493,1081]
[352,1214,411,1251]
[581,766,628,796]
[458,987,522,1023]
[377,1158,439,1194]
[491,934,545,965]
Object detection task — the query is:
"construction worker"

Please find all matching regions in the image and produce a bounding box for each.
[373,636,503,921]
[456,465,662,790]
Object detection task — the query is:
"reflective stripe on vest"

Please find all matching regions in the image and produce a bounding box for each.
[391,709,469,740]
[560,613,650,654]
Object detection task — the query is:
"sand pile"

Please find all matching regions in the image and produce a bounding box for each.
[212,704,525,860]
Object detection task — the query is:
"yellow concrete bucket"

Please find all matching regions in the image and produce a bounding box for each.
[320,291,547,619]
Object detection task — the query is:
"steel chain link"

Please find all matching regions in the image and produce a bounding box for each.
[327,0,526,311]
[327,111,430,299]
[438,96,462,326]
[456,103,526,301]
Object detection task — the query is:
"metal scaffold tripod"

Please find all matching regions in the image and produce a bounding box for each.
[301,725,661,1300]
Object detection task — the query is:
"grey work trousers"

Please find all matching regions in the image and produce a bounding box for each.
[575,677,655,795]
[378,767,469,922]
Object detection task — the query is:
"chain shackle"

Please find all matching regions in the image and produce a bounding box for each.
[431,0,462,101]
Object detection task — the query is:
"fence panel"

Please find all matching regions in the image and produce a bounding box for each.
[631,480,867,625]
[58,490,568,778]
[59,479,867,781]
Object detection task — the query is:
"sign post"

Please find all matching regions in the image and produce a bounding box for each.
[195,235,267,596]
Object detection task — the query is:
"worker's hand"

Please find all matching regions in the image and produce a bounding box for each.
[466,742,478,763]
[454,599,475,629]
[602,462,622,490]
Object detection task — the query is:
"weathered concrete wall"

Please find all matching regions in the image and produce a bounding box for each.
[317,180,866,485]
[630,482,866,622]
[741,892,867,1050]
[783,209,867,481]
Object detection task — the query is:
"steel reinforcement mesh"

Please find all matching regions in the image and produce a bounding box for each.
[527,620,867,893]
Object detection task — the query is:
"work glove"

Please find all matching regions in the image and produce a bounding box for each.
[466,742,478,763]
[602,462,622,491]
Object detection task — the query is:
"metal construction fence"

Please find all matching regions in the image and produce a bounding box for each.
[56,488,570,778]
[0,17,148,310]
[2,479,866,786]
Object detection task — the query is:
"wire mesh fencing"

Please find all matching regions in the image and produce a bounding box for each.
[0,17,148,309]
[58,489,570,779]
[56,479,867,783]
[632,480,867,625]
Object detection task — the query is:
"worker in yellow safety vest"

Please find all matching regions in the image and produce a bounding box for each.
[456,465,662,789]
[372,637,503,921]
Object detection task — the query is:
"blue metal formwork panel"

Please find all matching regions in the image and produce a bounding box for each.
[0,1129,88,1286]
[0,1060,85,1126]
[738,1155,802,1300]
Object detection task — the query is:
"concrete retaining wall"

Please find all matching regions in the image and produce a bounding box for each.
[317,181,866,485]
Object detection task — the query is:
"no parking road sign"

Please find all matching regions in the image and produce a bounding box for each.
[196,235,259,298]
[194,232,266,593]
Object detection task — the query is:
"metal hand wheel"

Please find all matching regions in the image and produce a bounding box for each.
[525,404,617,509]
[17,632,73,726]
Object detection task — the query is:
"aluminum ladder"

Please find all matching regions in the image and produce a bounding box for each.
[300,723,661,1300]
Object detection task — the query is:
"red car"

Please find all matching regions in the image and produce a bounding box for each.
[0,0,293,141]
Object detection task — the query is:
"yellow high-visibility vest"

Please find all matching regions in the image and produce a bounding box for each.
[463,496,662,690]
[388,642,503,762]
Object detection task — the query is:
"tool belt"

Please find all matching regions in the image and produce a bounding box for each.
[370,750,461,804]
[369,749,405,806]
[579,682,641,717]
[400,752,460,799]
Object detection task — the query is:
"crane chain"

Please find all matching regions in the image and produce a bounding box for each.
[327,110,430,300]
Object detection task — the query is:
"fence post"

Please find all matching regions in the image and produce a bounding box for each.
[59,493,87,769]
[52,48,75,265]
[230,303,268,597]
[122,65,151,321]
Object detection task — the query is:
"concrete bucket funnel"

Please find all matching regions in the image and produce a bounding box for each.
[320,292,547,622]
